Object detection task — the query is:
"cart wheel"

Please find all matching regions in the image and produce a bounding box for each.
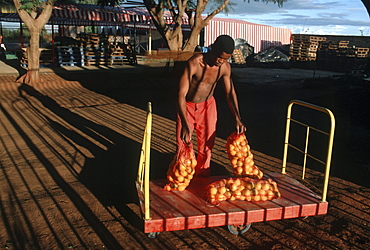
[227,224,252,235]
[147,232,160,238]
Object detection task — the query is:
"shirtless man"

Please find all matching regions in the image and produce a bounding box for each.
[177,35,247,177]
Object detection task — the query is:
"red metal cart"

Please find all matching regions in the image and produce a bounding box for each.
[136,100,335,238]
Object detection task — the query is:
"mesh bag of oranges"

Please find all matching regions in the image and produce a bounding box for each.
[226,132,263,179]
[206,177,281,205]
[164,143,197,191]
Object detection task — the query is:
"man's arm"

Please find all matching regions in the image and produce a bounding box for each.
[221,64,247,134]
[177,60,194,143]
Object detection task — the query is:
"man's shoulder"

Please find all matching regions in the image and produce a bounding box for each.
[188,52,204,62]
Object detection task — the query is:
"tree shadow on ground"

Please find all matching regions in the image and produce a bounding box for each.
[17,83,173,246]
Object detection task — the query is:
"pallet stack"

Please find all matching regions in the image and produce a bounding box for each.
[317,41,369,73]
[231,49,246,65]
[84,47,109,66]
[57,46,84,67]
[77,33,109,66]
[289,35,326,61]
[109,46,127,65]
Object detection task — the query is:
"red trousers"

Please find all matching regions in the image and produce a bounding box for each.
[176,97,217,176]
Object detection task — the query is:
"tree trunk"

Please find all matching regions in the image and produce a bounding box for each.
[183,26,204,52]
[17,29,41,83]
[166,31,183,52]
[14,0,53,84]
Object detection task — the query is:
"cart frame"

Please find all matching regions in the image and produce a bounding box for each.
[136,99,335,235]
[282,99,335,203]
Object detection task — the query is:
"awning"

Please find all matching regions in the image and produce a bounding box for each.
[51,4,151,26]
[0,3,189,28]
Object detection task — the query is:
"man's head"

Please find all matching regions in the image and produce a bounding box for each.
[212,35,235,54]
[208,35,235,67]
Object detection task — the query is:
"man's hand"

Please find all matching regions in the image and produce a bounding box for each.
[236,119,247,134]
[180,123,192,144]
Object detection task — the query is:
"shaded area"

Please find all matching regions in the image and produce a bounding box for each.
[0,69,369,249]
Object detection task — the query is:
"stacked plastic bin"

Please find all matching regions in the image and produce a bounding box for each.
[57,46,85,67]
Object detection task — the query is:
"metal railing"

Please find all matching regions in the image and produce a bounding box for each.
[282,100,335,203]
[137,102,152,220]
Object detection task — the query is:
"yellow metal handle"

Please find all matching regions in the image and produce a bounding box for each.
[137,102,152,220]
[282,100,335,203]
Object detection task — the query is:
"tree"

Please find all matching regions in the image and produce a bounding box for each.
[140,0,286,52]
[362,0,370,16]
[98,0,285,54]
[13,0,54,83]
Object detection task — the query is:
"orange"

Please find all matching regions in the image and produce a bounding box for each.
[230,183,238,192]
[177,176,184,183]
[174,170,181,177]
[178,164,186,171]
[235,166,243,175]
[224,191,232,199]
[261,196,268,201]
[253,195,261,202]
[209,187,218,195]
[218,186,227,194]
[262,183,271,191]
[191,159,197,168]
[180,170,188,177]
[242,189,251,196]
[231,158,238,166]
[216,194,226,201]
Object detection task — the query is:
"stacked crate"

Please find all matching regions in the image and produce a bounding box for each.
[231,49,246,65]
[78,34,109,66]
[289,35,326,61]
[317,41,369,73]
[109,45,127,65]
[84,47,108,66]
[57,46,84,67]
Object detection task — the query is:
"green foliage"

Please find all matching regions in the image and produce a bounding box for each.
[2,26,54,44]
[18,0,48,14]
[77,0,99,4]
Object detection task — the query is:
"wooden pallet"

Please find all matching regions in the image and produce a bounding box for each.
[109,49,128,65]
[232,49,246,64]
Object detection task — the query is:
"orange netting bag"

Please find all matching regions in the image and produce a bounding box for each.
[164,143,197,191]
[226,132,263,179]
[206,177,281,205]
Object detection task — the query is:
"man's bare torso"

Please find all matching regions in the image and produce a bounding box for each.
[186,53,227,103]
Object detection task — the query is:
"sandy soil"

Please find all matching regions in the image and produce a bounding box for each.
[0,65,369,249]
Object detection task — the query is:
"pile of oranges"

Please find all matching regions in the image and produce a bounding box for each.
[204,132,281,204]
[164,132,281,204]
[206,177,281,205]
[226,132,263,179]
[164,146,197,191]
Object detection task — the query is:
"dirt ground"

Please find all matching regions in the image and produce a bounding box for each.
[0,62,369,249]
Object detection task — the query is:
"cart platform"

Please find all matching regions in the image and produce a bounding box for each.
[136,173,328,233]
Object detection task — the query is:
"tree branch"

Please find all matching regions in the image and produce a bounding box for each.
[203,0,230,24]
